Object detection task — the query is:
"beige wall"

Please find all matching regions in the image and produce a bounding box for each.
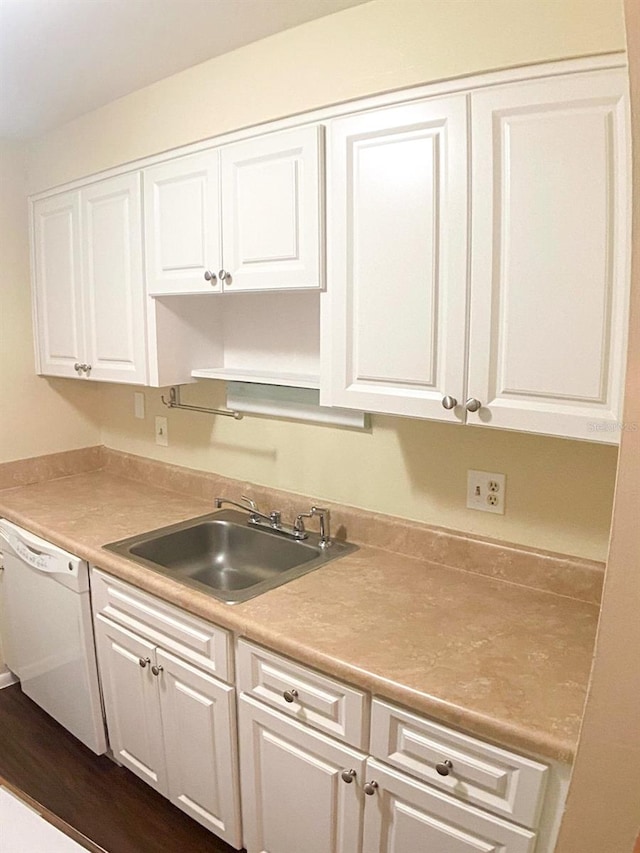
[27,0,625,192]
[556,0,640,848]
[21,0,627,561]
[0,142,101,465]
[100,382,618,561]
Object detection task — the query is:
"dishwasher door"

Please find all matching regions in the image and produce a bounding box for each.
[0,520,107,754]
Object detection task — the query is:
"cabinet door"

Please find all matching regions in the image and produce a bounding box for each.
[157,649,242,849]
[144,151,222,295]
[32,190,85,378]
[468,70,631,442]
[239,695,366,853]
[362,759,536,853]
[81,173,147,383]
[221,126,324,291]
[323,97,468,419]
[94,615,167,794]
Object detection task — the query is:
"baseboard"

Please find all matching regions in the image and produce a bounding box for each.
[0,669,18,689]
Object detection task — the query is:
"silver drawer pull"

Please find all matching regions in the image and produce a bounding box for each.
[363,781,379,796]
[341,769,356,784]
[138,657,150,668]
[436,759,454,776]
[283,689,299,703]
[151,664,164,676]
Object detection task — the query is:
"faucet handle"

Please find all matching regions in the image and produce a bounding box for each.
[241,495,259,512]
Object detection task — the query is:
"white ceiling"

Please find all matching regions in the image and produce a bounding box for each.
[0,0,370,139]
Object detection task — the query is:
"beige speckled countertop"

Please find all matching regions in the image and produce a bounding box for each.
[0,468,599,764]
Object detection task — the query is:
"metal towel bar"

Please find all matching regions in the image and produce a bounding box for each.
[160,386,243,419]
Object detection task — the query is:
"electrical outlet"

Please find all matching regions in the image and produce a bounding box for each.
[467,470,506,514]
[155,416,168,447]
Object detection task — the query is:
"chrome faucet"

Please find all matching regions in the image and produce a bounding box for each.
[214,496,333,546]
[215,496,281,528]
[294,506,331,549]
[215,496,305,540]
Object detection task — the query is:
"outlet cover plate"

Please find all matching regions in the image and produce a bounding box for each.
[467,470,506,515]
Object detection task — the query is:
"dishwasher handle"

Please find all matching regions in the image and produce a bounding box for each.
[0,521,80,577]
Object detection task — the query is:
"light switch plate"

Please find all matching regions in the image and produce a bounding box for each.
[155,416,168,446]
[134,392,145,419]
[467,470,506,514]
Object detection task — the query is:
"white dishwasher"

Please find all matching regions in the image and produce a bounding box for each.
[0,519,107,754]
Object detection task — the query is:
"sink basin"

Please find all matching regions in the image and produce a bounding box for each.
[104,509,357,604]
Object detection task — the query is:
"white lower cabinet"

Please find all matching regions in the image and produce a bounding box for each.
[237,642,555,853]
[91,581,561,853]
[95,616,167,793]
[362,758,536,853]
[93,610,242,849]
[157,647,240,841]
[238,694,366,853]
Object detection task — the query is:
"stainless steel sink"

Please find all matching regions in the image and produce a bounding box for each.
[104,509,357,604]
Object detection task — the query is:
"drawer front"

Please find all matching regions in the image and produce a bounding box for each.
[370,699,548,828]
[236,639,368,749]
[91,568,231,682]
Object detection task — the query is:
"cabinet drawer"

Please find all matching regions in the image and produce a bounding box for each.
[91,569,231,682]
[236,639,368,748]
[370,699,548,828]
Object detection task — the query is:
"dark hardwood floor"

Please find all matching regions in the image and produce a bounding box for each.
[0,684,244,853]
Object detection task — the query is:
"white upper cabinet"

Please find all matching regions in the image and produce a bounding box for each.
[32,190,84,378]
[30,59,630,425]
[322,66,630,442]
[220,125,324,291]
[322,97,468,420]
[467,69,630,441]
[81,174,147,383]
[32,174,147,384]
[144,151,222,295]
[143,125,324,296]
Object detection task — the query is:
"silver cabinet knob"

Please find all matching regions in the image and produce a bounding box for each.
[442,395,457,410]
[83,363,92,375]
[341,769,357,784]
[436,759,454,776]
[203,270,217,283]
[218,269,231,284]
[464,398,482,412]
[74,362,82,374]
[151,664,163,676]
[138,657,150,668]
[283,689,299,703]
[363,781,379,796]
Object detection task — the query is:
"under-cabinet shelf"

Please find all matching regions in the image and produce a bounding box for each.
[191,368,320,389]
